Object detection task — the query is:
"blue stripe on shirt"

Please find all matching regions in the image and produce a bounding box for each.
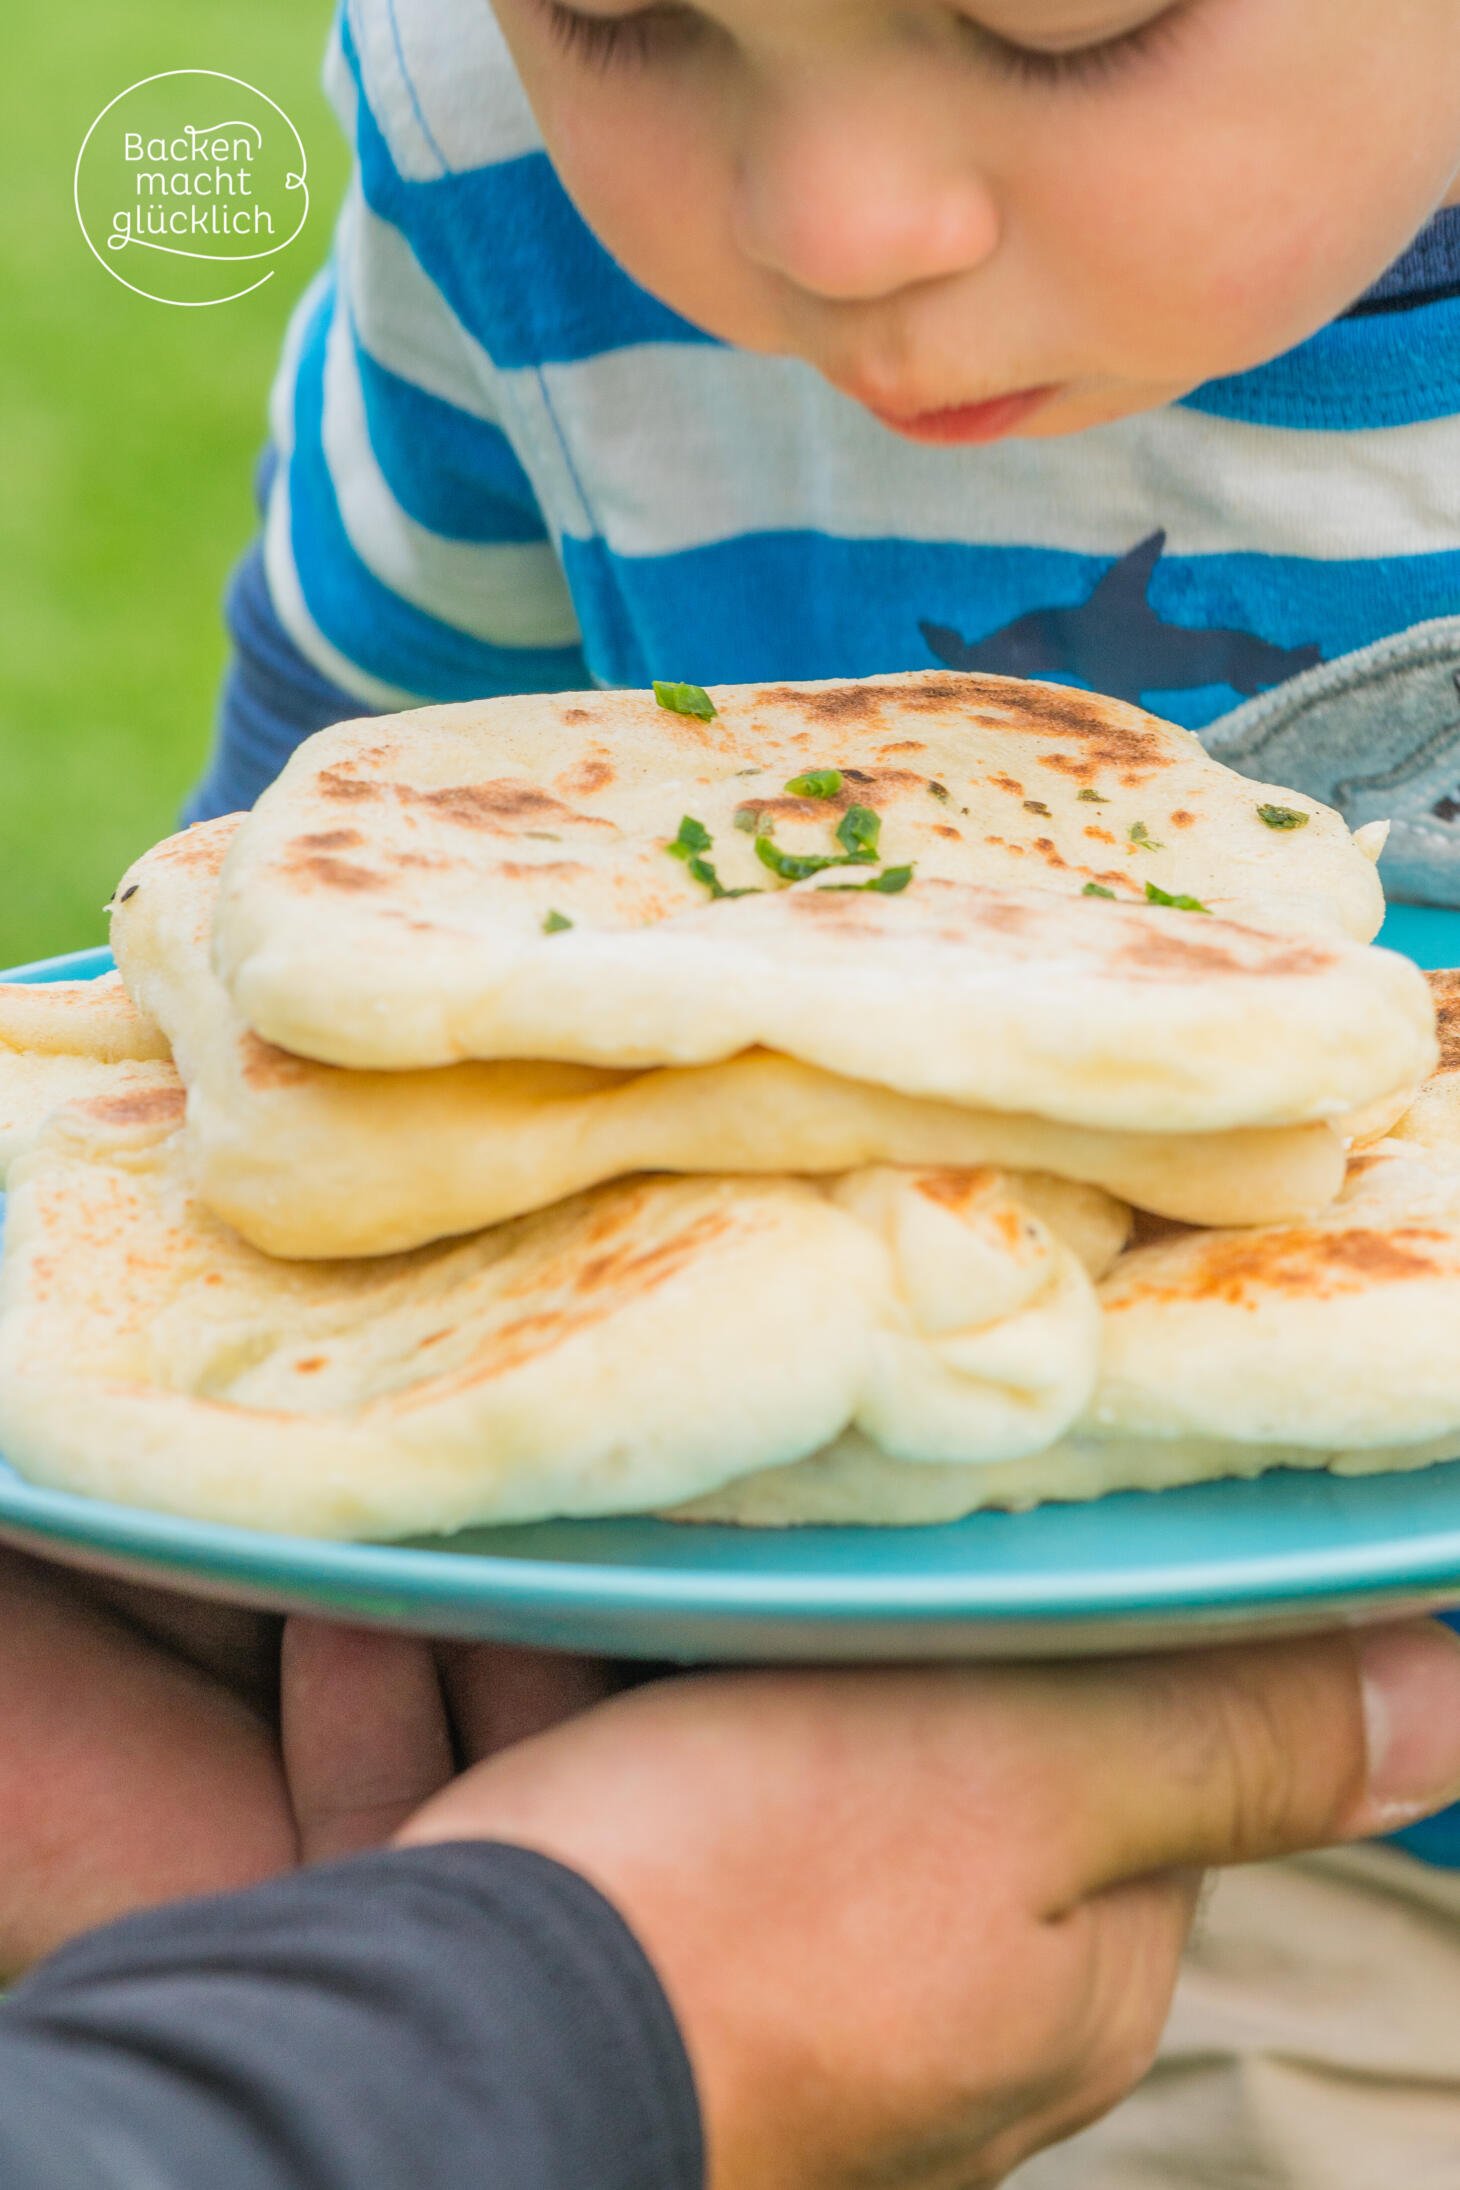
[286,283,589,696]
[555,530,1460,727]
[353,338,551,544]
[1183,293,1460,430]
[340,10,713,370]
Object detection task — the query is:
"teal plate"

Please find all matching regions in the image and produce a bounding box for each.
[2,912,1459,1662]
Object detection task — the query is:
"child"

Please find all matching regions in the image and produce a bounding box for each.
[184,2,1460,2179]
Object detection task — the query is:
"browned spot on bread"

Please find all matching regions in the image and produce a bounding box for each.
[738,768,924,824]
[295,1357,327,1374]
[878,740,926,755]
[1123,1224,1451,1310]
[932,823,963,840]
[1169,809,1197,829]
[571,1212,732,1297]
[1083,825,1117,845]
[290,853,386,892]
[966,896,1034,934]
[914,1168,996,1212]
[1030,838,1068,869]
[415,1205,735,1392]
[240,1032,312,1090]
[1118,925,1332,982]
[561,707,591,724]
[555,754,615,798]
[895,674,985,711]
[754,682,888,725]
[405,781,617,834]
[295,829,365,852]
[990,774,1024,797]
[498,860,590,881]
[1427,970,1460,1071]
[81,1085,186,1129]
[1036,750,1100,783]
[786,889,878,926]
[317,768,383,803]
[734,794,836,827]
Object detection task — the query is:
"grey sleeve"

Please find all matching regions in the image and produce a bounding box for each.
[0,1841,703,2190]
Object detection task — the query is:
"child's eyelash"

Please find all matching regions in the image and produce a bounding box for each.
[968,5,1189,89]
[538,0,693,70]
[536,0,1189,82]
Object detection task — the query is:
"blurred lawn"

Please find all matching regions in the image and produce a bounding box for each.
[0,2,347,965]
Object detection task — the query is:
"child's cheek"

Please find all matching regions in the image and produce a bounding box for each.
[546,88,778,348]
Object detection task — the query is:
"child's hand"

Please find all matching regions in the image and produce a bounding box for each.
[0,1552,609,1975]
[396,1627,1460,2190]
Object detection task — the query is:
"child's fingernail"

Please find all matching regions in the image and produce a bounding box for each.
[1357,1620,1460,1828]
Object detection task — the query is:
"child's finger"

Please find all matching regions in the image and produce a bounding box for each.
[280,1618,455,1865]
[439,1642,618,1763]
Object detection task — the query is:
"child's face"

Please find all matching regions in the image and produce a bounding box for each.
[490,0,1460,441]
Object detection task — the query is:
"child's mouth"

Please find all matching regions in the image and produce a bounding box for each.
[866,385,1056,445]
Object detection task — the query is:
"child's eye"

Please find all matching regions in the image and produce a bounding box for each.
[537,0,699,69]
[966,2,1189,88]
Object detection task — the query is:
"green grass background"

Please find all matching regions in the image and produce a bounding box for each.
[0,3,347,966]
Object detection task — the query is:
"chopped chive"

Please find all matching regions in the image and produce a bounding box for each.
[1023,799,1051,817]
[542,909,573,934]
[1257,803,1309,831]
[653,679,717,720]
[687,854,759,900]
[785,768,843,798]
[1082,882,1116,899]
[835,804,882,861]
[666,814,713,861]
[1127,820,1163,853]
[928,780,951,802]
[1077,788,1109,804]
[824,864,915,895]
[1145,881,1210,913]
[754,835,845,882]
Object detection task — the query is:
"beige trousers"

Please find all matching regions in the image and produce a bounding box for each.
[1007,1847,1460,2189]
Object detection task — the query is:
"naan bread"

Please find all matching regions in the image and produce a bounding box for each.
[115,820,1351,1256]
[0,1085,1120,1538]
[0,974,172,1178]
[210,675,1423,1138]
[680,1136,1460,1525]
[1391,970,1460,1152]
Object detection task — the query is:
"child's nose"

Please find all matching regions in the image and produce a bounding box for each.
[731,85,1000,302]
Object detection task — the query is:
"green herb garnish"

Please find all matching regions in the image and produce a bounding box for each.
[825,865,915,894]
[835,804,881,862]
[1257,804,1309,831]
[785,768,843,798]
[754,836,846,882]
[1128,820,1163,853]
[653,680,717,720]
[1077,788,1109,804]
[733,805,760,832]
[666,814,713,861]
[1023,799,1051,817]
[542,909,573,934]
[927,780,951,802]
[1144,881,1210,913]
[1082,882,1116,899]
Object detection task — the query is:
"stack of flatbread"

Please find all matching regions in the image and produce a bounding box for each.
[0,669,1453,1538]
